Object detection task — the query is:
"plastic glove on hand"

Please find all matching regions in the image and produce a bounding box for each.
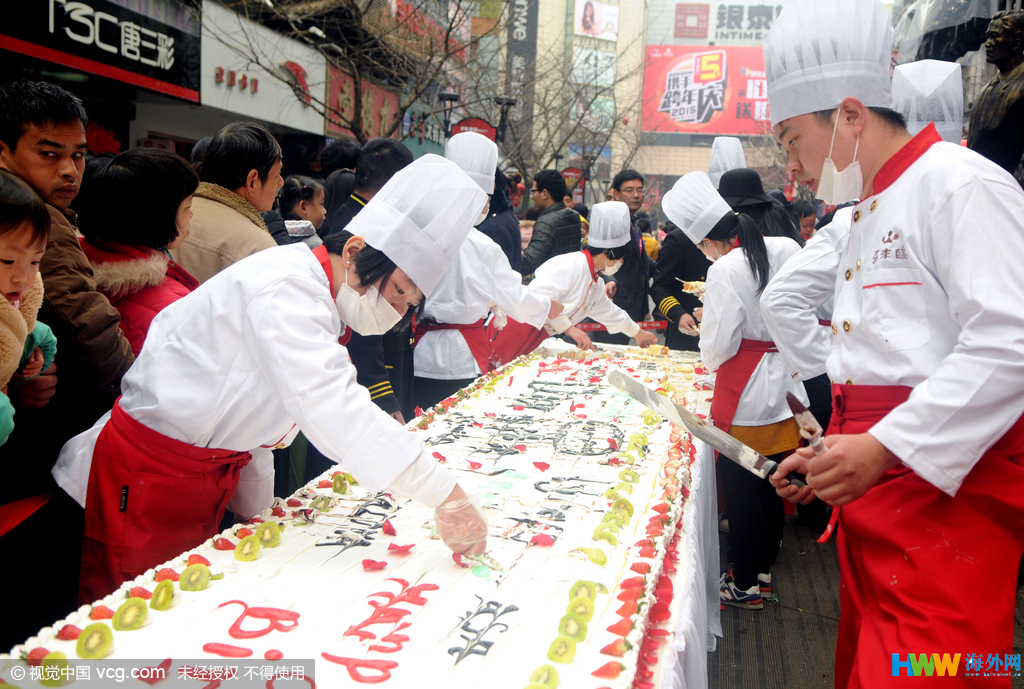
[435,493,488,555]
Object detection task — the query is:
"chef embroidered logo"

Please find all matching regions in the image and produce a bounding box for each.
[891,653,1022,677]
[657,50,726,124]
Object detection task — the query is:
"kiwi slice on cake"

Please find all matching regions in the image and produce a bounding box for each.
[558,613,587,642]
[40,651,68,687]
[528,664,560,688]
[76,623,113,659]
[112,597,147,631]
[234,535,261,561]
[566,595,595,621]
[179,564,211,592]
[546,635,577,664]
[568,580,597,601]
[150,579,174,610]
[611,498,635,518]
[256,521,281,548]
[332,473,348,494]
[310,495,333,512]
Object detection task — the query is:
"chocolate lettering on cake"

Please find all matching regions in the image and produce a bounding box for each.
[447,595,520,664]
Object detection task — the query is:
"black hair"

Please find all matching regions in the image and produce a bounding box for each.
[489,166,513,215]
[190,136,212,164]
[0,170,50,247]
[744,202,805,247]
[76,148,199,249]
[792,199,816,219]
[813,107,908,132]
[533,169,566,201]
[524,208,540,221]
[573,203,589,220]
[611,168,644,191]
[705,212,772,294]
[70,153,116,224]
[278,175,324,221]
[354,138,413,194]
[0,80,88,152]
[588,243,629,260]
[321,139,361,179]
[197,122,282,190]
[322,229,423,325]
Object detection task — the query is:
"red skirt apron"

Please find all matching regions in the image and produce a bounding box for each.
[414,318,491,375]
[829,383,1024,689]
[487,318,550,369]
[80,400,252,603]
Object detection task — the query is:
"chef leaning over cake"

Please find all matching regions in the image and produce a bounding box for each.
[761,0,1024,687]
[54,155,491,604]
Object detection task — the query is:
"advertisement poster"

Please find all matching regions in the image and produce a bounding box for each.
[574,0,619,42]
[646,0,787,47]
[574,95,616,131]
[641,45,769,135]
[573,47,617,87]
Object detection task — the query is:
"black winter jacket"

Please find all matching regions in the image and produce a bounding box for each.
[520,202,581,276]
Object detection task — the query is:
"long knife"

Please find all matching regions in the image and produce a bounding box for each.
[607,370,805,488]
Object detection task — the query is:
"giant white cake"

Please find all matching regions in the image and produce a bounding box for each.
[3,345,711,688]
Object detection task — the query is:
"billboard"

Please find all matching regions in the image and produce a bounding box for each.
[573,47,617,87]
[574,0,620,42]
[642,45,769,135]
[506,0,539,155]
[646,1,787,47]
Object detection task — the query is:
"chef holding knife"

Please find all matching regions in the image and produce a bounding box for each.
[761,0,1024,686]
[662,171,806,610]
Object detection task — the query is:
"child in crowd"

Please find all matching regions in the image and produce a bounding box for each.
[274,175,326,248]
[0,170,57,445]
[76,148,201,356]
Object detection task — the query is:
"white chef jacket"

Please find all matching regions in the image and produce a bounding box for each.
[53,244,439,515]
[767,128,1024,497]
[699,236,808,426]
[527,252,640,338]
[415,230,550,380]
[761,207,853,382]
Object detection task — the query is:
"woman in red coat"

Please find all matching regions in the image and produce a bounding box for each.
[76,148,200,355]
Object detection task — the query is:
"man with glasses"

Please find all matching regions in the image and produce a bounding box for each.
[520,169,582,276]
[592,169,656,345]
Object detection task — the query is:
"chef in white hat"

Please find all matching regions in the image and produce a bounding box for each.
[892,59,964,143]
[762,0,1024,683]
[54,154,492,603]
[664,172,806,611]
[707,137,747,189]
[413,132,562,409]
[490,201,657,362]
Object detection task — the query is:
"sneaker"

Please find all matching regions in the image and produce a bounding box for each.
[719,569,763,610]
[758,573,772,595]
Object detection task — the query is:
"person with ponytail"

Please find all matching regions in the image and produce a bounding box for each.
[719,168,805,247]
[663,171,806,611]
[262,175,326,248]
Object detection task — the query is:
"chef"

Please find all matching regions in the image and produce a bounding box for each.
[54,155,491,603]
[707,136,747,189]
[490,201,657,364]
[762,1,1024,686]
[663,172,806,609]
[413,132,561,409]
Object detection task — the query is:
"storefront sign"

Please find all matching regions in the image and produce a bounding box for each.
[1,0,201,101]
[642,45,769,135]
[646,0,788,47]
[506,0,539,153]
[401,104,445,158]
[326,66,401,140]
[452,118,497,141]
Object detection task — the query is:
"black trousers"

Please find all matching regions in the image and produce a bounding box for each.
[720,451,786,590]
[414,376,476,412]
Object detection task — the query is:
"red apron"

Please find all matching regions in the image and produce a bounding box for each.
[414,318,490,376]
[710,339,778,435]
[80,400,252,604]
[829,383,1024,689]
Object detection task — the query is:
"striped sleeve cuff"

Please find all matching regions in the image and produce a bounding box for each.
[368,381,394,401]
[658,296,682,322]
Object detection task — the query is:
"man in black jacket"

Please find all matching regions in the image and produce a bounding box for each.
[650,221,707,351]
[520,169,581,276]
[592,169,655,345]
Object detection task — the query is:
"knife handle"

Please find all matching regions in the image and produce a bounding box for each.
[808,436,829,456]
[765,460,807,489]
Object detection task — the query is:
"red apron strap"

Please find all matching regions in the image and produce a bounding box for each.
[311,244,335,295]
[413,319,490,375]
[0,492,51,539]
[709,339,778,435]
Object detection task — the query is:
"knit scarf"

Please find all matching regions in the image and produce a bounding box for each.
[193,182,270,233]
[0,273,44,389]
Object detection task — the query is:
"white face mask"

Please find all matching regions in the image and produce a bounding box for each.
[702,240,720,263]
[602,258,624,276]
[335,271,403,336]
[475,198,491,226]
[816,111,862,205]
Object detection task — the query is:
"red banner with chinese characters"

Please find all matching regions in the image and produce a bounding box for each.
[642,45,769,135]
[326,65,401,140]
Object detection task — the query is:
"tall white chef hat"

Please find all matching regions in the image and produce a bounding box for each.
[708,137,746,188]
[662,172,734,244]
[445,131,498,194]
[764,0,894,127]
[587,201,632,249]
[348,154,487,296]
[892,60,964,143]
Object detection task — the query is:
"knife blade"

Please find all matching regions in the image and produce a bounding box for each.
[786,392,828,456]
[607,370,805,488]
